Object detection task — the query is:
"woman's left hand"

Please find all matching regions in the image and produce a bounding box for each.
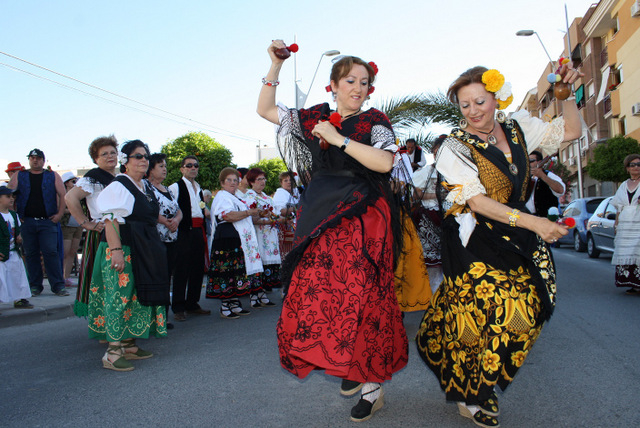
[558,61,583,84]
[312,121,342,147]
[532,217,569,243]
[167,217,179,233]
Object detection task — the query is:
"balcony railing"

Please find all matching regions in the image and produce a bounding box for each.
[600,47,608,67]
[603,94,611,115]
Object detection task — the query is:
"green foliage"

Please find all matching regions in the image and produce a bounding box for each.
[160,132,235,191]
[585,135,640,183]
[248,157,288,195]
[550,158,572,185]
[376,90,459,150]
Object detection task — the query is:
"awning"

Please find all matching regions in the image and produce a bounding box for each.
[575,85,584,105]
[596,67,611,104]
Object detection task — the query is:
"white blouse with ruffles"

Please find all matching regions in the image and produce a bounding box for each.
[95,174,147,223]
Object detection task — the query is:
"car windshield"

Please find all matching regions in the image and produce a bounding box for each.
[586,199,604,214]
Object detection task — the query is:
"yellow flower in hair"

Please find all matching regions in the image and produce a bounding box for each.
[482,69,505,93]
[497,95,514,110]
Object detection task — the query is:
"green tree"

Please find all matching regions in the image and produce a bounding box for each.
[160,132,234,191]
[585,135,640,183]
[376,90,460,150]
[249,157,288,195]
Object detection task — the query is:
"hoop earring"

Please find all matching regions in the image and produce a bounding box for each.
[496,111,506,123]
[459,118,468,129]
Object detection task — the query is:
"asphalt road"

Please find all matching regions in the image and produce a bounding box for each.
[1,247,638,427]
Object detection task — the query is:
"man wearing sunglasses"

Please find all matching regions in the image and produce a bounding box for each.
[7,149,69,297]
[168,155,211,321]
[526,150,566,217]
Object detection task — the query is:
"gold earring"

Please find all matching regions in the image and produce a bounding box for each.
[459,118,468,129]
[496,111,506,123]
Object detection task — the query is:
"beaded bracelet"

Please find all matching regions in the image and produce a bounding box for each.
[507,209,521,227]
[80,219,90,227]
[262,77,280,87]
[109,247,123,252]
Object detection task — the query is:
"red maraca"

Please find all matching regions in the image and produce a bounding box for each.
[557,217,576,228]
[275,43,299,60]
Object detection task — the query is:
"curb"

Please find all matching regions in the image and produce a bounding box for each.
[0,302,75,329]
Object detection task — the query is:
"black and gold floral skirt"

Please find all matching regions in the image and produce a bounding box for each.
[416,214,554,405]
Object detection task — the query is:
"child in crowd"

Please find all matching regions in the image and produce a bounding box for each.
[0,186,33,309]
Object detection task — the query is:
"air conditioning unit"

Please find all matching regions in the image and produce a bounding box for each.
[569,157,576,166]
[632,1,640,17]
[632,102,640,116]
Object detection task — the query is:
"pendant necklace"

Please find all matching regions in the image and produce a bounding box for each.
[476,121,498,145]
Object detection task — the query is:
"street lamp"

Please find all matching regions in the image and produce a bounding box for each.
[516,30,555,66]
[297,49,340,108]
[516,28,585,199]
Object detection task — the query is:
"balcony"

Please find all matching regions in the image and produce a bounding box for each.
[600,47,608,68]
[603,94,612,115]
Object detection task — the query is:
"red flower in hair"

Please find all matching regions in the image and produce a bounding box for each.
[328,112,342,129]
[325,85,332,93]
[368,62,378,75]
[368,86,375,95]
[288,43,299,53]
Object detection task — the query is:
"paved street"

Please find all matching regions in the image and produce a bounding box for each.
[1,247,638,427]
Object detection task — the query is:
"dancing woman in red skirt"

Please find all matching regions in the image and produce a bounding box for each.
[258,40,409,422]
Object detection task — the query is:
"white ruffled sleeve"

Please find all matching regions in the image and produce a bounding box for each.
[511,110,565,156]
[211,192,240,222]
[435,142,486,206]
[96,180,135,223]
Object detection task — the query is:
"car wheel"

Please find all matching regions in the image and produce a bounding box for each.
[587,235,600,258]
[574,231,586,252]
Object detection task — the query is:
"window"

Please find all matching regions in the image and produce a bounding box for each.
[584,42,592,58]
[619,117,627,135]
[612,64,623,86]
[604,202,617,219]
[588,83,595,99]
[580,136,588,150]
[590,125,598,141]
[586,198,605,214]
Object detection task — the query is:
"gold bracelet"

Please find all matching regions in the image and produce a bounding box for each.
[508,209,521,227]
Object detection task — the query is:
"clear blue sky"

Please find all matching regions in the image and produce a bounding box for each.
[1,0,596,175]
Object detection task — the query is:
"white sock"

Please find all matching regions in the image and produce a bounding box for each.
[361,382,381,403]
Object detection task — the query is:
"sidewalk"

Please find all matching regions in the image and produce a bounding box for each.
[0,279,76,329]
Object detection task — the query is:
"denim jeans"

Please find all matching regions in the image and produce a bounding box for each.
[21,217,65,293]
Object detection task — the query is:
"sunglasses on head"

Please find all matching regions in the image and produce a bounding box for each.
[628,162,640,168]
[183,163,199,168]
[129,154,149,160]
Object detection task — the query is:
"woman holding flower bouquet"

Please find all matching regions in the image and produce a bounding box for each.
[257,40,410,422]
[415,65,582,427]
[206,167,272,318]
[244,167,282,298]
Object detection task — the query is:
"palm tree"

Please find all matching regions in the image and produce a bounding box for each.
[376,90,462,149]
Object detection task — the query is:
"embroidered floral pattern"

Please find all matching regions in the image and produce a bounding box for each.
[87,243,167,341]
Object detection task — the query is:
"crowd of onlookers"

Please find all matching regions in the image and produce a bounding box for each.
[0,142,300,330]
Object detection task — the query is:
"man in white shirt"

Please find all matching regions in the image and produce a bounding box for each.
[168,155,211,321]
[526,150,566,217]
[404,139,426,171]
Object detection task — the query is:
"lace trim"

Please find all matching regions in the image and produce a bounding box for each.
[445,179,486,205]
[371,124,397,151]
[538,117,565,156]
[75,177,103,195]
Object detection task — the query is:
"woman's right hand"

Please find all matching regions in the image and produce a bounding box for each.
[110,249,125,274]
[268,39,288,64]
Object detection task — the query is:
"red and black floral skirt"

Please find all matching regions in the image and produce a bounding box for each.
[276,197,408,383]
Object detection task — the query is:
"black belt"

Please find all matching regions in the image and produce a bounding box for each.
[27,217,47,220]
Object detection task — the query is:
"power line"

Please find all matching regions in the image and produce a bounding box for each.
[0,50,261,143]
